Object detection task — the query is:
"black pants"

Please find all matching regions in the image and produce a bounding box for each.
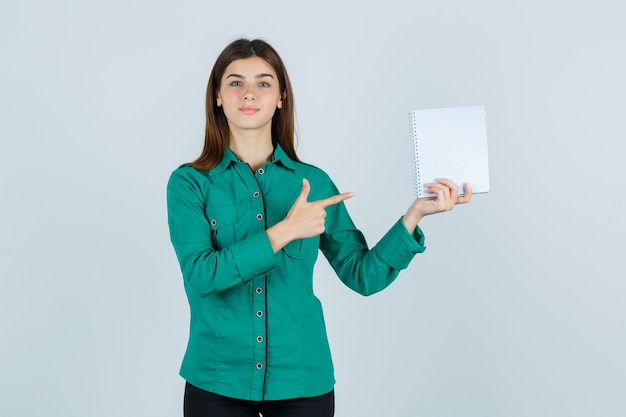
[184,382,335,417]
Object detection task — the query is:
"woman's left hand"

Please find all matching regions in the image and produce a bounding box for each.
[402,178,472,233]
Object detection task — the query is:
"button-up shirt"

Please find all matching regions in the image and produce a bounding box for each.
[167,144,426,401]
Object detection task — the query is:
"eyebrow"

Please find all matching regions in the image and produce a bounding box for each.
[226,73,275,79]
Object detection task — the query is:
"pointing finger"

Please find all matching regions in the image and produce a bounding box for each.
[318,192,355,208]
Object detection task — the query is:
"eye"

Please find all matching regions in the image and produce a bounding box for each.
[230,81,242,86]
[259,81,271,88]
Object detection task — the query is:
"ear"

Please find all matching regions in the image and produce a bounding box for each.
[277,92,285,109]
[216,91,222,107]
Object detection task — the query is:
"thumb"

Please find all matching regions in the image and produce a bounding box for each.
[294,178,310,204]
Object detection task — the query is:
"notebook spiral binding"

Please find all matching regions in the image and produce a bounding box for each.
[409,112,422,198]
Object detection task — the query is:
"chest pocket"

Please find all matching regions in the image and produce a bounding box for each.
[283,236,320,260]
[206,206,236,249]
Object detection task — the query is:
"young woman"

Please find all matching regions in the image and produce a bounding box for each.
[167,38,471,417]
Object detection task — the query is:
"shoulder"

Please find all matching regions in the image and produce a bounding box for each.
[288,160,340,197]
[169,163,207,181]
[290,160,332,182]
[167,164,211,196]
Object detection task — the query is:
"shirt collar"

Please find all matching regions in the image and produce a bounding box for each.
[208,146,240,176]
[272,143,297,171]
[209,142,297,176]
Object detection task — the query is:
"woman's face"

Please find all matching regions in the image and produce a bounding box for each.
[216,56,283,136]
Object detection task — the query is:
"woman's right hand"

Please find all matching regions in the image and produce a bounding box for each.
[267,178,354,252]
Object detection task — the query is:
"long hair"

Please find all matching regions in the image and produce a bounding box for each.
[190,38,299,171]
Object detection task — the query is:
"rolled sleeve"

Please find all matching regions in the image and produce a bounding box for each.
[374,218,426,270]
[230,230,277,281]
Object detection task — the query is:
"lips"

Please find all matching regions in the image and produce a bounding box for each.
[239,106,260,115]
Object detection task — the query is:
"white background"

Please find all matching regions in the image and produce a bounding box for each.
[1,1,625,416]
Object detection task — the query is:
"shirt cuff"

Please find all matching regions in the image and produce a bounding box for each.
[375,217,426,270]
[230,230,277,282]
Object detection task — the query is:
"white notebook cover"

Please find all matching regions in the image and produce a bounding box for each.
[409,105,490,197]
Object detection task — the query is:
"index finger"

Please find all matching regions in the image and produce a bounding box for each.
[435,178,460,193]
[317,192,355,208]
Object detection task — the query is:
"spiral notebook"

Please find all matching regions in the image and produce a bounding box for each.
[409,105,490,197]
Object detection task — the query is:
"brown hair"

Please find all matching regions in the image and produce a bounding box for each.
[190,38,299,171]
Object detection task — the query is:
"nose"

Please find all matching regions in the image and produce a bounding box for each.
[243,85,256,101]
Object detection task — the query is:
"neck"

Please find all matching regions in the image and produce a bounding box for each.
[228,130,274,172]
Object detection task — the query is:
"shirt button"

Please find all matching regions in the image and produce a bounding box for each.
[257,168,265,175]
[255,287,263,294]
[256,336,264,343]
[210,219,217,226]
[256,363,263,370]
[256,214,263,221]
[256,310,263,317]
[253,191,260,198]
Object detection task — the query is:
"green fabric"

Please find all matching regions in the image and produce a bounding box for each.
[167,144,426,401]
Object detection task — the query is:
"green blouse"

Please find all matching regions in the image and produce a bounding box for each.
[167,144,426,401]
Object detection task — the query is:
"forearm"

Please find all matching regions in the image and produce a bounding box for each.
[322,219,426,296]
[266,219,296,253]
[173,230,277,296]
[402,209,423,234]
